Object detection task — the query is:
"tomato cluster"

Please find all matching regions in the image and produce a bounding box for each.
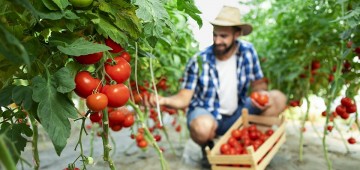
[250,92,269,106]
[72,38,135,131]
[219,124,274,155]
[334,97,357,120]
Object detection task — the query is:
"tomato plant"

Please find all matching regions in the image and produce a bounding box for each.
[0,0,201,169]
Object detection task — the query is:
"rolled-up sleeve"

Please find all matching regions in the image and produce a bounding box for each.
[250,46,263,80]
[181,57,199,90]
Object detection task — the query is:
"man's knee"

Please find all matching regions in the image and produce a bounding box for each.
[189,115,217,144]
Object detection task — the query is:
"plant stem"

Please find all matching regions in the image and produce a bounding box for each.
[74,113,89,168]
[333,121,350,153]
[299,96,310,162]
[0,135,17,170]
[29,114,40,170]
[101,108,115,170]
[128,101,168,170]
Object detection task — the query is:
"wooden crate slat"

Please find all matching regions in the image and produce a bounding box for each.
[212,165,256,170]
[253,122,286,161]
[257,132,286,170]
[208,154,254,164]
[248,114,282,126]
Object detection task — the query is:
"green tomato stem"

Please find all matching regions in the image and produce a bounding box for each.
[29,114,40,170]
[101,107,115,170]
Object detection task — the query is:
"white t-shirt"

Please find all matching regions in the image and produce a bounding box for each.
[216,54,238,115]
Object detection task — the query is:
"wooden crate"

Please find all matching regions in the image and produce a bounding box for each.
[206,108,286,170]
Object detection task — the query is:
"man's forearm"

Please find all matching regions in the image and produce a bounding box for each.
[251,78,268,92]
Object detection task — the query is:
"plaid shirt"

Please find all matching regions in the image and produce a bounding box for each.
[181,40,263,119]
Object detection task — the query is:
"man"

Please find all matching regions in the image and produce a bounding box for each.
[148,5,287,168]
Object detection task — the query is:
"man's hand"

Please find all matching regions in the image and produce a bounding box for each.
[146,93,167,107]
[250,91,271,110]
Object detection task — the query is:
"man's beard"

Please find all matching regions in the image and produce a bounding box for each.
[213,41,235,56]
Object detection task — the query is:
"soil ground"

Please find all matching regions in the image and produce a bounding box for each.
[15,117,360,170]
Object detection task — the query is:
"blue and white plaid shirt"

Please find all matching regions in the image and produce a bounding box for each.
[181,40,263,119]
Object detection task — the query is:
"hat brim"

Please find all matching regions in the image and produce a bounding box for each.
[210,20,253,36]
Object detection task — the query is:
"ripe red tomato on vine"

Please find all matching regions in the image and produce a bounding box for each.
[86,93,108,112]
[105,38,123,53]
[74,52,103,65]
[74,71,102,98]
[104,57,131,84]
[101,84,130,107]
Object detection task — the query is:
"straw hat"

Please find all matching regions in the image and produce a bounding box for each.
[210,6,253,36]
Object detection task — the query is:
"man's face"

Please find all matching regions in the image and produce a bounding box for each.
[213,26,239,56]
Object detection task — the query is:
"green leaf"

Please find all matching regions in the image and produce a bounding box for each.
[12,86,34,110]
[98,1,141,39]
[53,67,75,93]
[135,0,174,38]
[13,0,69,20]
[1,123,31,163]
[31,68,77,155]
[52,0,71,10]
[0,85,15,107]
[42,0,59,10]
[0,25,31,65]
[177,0,203,28]
[93,13,129,45]
[57,38,112,56]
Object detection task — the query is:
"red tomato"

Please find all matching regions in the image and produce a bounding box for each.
[154,134,162,142]
[135,133,144,142]
[108,110,126,125]
[156,78,167,90]
[341,97,353,107]
[86,93,108,112]
[175,124,181,132]
[335,105,347,115]
[327,125,333,132]
[74,52,103,64]
[340,112,349,119]
[328,74,334,82]
[289,100,300,107]
[104,57,131,84]
[311,60,321,70]
[137,139,148,148]
[131,90,142,104]
[265,129,274,136]
[122,114,135,127]
[220,143,231,154]
[248,124,257,132]
[355,47,360,54]
[250,92,260,101]
[74,71,102,98]
[231,129,242,140]
[89,112,103,123]
[348,137,356,144]
[346,41,353,48]
[102,84,130,107]
[257,95,269,106]
[110,124,122,131]
[346,104,357,114]
[105,38,123,53]
[119,51,131,62]
[249,131,259,140]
